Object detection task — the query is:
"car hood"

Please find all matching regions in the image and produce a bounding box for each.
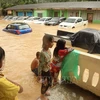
[59,22,74,26]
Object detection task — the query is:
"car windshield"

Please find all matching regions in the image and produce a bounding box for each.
[39,18,45,21]
[26,18,34,21]
[7,16,13,20]
[19,25,30,29]
[65,18,76,23]
[50,18,59,22]
[3,16,8,19]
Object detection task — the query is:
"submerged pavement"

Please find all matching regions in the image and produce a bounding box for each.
[48,82,100,100]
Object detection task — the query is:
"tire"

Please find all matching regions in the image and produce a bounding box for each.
[84,24,86,26]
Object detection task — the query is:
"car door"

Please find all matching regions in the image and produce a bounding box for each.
[75,18,83,27]
[12,26,19,34]
[45,18,51,23]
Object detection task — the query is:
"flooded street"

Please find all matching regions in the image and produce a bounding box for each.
[0,19,100,100]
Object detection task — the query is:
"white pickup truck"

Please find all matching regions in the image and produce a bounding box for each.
[59,17,88,29]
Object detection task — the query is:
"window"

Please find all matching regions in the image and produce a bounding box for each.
[38,13,42,17]
[77,18,82,22]
[7,25,12,29]
[19,25,30,30]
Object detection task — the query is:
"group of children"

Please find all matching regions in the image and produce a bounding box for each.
[31,34,73,100]
[0,34,73,100]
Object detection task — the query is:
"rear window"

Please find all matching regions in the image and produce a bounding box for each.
[19,25,30,29]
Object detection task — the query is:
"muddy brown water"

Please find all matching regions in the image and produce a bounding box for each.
[0,19,100,100]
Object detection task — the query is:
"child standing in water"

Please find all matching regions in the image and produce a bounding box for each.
[31,51,40,76]
[50,39,73,85]
[0,47,23,100]
[38,34,54,100]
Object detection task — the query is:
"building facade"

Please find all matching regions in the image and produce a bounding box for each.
[5,2,100,23]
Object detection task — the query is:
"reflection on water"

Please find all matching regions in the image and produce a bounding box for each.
[0,19,100,100]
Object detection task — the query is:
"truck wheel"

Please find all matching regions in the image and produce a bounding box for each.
[84,24,86,26]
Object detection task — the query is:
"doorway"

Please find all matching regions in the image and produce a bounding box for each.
[37,13,43,17]
[87,13,93,23]
[54,12,59,17]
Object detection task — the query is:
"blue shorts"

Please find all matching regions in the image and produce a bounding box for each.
[32,68,38,76]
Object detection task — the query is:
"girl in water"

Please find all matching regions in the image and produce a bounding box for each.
[38,34,54,100]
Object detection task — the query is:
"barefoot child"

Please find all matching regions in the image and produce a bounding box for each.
[38,34,54,100]
[31,51,40,76]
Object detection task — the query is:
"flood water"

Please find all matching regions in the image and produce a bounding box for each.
[0,19,100,100]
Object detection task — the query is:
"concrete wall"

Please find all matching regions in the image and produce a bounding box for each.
[81,10,100,24]
[34,9,48,17]
[59,10,68,18]
[81,10,87,19]
[93,11,100,24]
[67,10,81,17]
[48,9,54,17]
[68,51,100,97]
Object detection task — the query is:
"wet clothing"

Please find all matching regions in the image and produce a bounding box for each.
[38,49,51,75]
[41,70,52,94]
[32,68,38,76]
[38,49,52,94]
[0,73,20,100]
[50,49,69,77]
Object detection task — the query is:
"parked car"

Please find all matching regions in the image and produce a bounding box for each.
[3,22,32,35]
[70,28,100,53]
[2,16,10,20]
[23,16,40,23]
[59,17,66,22]
[34,17,52,24]
[14,16,29,22]
[4,16,13,21]
[9,16,19,21]
[59,17,88,29]
[56,28,100,54]
[44,17,66,26]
